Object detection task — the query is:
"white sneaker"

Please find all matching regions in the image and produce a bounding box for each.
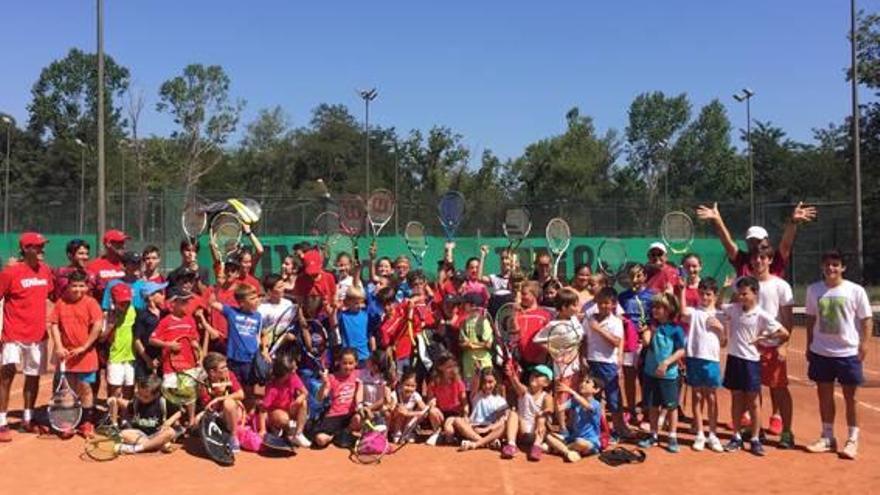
[425,431,441,446]
[707,435,724,453]
[293,433,312,448]
[692,435,706,452]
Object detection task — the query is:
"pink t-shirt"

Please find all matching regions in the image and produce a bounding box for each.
[326,372,359,417]
[262,374,307,412]
[428,378,466,413]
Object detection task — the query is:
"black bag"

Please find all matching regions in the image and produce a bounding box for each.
[251,352,272,386]
[598,447,646,467]
[199,410,235,466]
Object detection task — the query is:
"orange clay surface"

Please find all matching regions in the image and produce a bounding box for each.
[2,328,879,495]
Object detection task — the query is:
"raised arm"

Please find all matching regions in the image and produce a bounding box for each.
[696,203,739,261]
[777,202,817,262]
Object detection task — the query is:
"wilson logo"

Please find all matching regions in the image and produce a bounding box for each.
[20,278,49,289]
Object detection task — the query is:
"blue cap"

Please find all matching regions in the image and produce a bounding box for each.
[140,281,168,299]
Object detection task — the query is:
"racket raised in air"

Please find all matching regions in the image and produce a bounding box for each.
[597,238,628,279]
[227,197,262,225]
[404,221,428,268]
[48,361,82,436]
[339,194,367,262]
[545,218,571,280]
[367,189,395,238]
[181,198,208,242]
[503,207,531,269]
[437,191,465,241]
[210,212,243,257]
[661,211,695,255]
[493,302,521,374]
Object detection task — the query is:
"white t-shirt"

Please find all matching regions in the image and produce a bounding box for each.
[257,298,295,336]
[396,390,423,412]
[469,392,508,426]
[488,274,510,294]
[585,314,623,364]
[685,307,723,362]
[581,301,624,320]
[723,304,781,362]
[805,280,873,358]
[758,276,794,320]
[336,275,354,301]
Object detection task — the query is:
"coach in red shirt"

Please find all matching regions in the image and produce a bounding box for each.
[644,242,681,294]
[0,232,55,440]
[86,229,128,300]
[292,249,336,306]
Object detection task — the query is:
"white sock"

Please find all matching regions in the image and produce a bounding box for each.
[668,432,678,440]
[22,409,32,422]
[119,444,137,454]
[695,431,706,439]
[708,432,718,440]
[848,426,859,442]
[134,444,145,453]
[821,422,834,439]
[0,412,6,426]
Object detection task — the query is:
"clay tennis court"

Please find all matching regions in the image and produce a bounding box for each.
[4,327,878,495]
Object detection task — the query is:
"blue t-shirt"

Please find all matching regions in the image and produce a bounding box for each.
[395,281,412,302]
[366,283,384,334]
[339,308,370,361]
[643,322,686,380]
[569,397,602,445]
[223,305,262,363]
[102,278,148,311]
[619,288,653,327]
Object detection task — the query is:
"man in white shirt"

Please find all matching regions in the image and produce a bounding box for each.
[804,250,873,460]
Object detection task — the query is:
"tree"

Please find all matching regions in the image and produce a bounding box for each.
[156,64,244,196]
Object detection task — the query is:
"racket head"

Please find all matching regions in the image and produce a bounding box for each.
[545,218,571,255]
[181,199,208,239]
[661,211,695,254]
[200,410,235,466]
[367,189,395,236]
[48,372,82,434]
[494,302,518,343]
[84,434,120,461]
[312,211,341,238]
[227,197,262,225]
[404,221,428,258]
[296,319,328,372]
[267,303,298,356]
[503,207,531,245]
[160,336,203,406]
[546,320,581,362]
[437,191,465,239]
[597,238,629,277]
[339,194,367,237]
[210,212,243,256]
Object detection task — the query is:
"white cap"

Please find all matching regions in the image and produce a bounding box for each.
[745,226,769,241]
[648,242,667,254]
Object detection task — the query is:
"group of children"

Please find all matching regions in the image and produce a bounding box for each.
[0,201,873,463]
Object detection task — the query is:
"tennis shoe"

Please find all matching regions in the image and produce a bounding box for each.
[77,421,95,439]
[840,439,858,460]
[767,415,783,436]
[777,431,795,450]
[0,426,11,442]
[501,443,517,459]
[425,431,440,446]
[293,433,312,448]
[806,437,837,453]
[564,450,581,463]
[637,436,658,449]
[749,439,766,457]
[666,438,680,453]
[230,437,241,453]
[692,434,706,452]
[723,437,743,452]
[707,435,724,453]
[527,444,543,461]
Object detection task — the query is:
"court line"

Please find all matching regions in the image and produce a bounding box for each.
[788,375,880,414]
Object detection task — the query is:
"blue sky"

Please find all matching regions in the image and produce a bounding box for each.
[0,1,868,162]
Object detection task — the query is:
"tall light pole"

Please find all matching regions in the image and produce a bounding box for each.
[96,0,107,247]
[733,88,756,224]
[851,0,864,279]
[1,114,14,242]
[358,88,378,195]
[75,139,87,235]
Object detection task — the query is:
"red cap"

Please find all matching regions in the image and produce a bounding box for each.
[111,283,132,304]
[302,249,323,276]
[19,232,48,248]
[103,229,130,244]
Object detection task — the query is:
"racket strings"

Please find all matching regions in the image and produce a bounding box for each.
[367,190,395,224]
[546,219,571,253]
[504,209,531,239]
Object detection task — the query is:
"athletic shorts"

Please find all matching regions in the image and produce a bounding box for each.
[723,355,761,393]
[808,352,864,386]
[228,359,255,387]
[316,414,352,436]
[1,341,46,376]
[68,371,97,384]
[641,375,678,409]
[759,347,789,388]
[685,357,721,388]
[162,368,199,389]
[622,351,638,368]
[107,361,136,387]
[588,361,621,413]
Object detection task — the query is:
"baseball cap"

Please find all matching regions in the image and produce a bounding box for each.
[103,229,130,244]
[745,226,769,241]
[224,255,242,267]
[302,249,323,276]
[167,286,194,301]
[533,364,554,381]
[111,283,132,304]
[121,251,141,266]
[139,281,168,299]
[648,242,667,255]
[461,292,483,306]
[19,232,48,248]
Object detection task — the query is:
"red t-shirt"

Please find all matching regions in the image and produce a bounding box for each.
[198,371,242,408]
[262,374,306,412]
[86,256,124,298]
[292,271,336,302]
[238,273,263,294]
[517,307,553,365]
[326,372,359,417]
[208,284,238,341]
[52,266,97,301]
[731,250,788,278]
[49,295,103,372]
[684,286,700,309]
[151,314,200,374]
[428,378,466,413]
[380,304,425,359]
[143,272,165,283]
[0,261,55,343]
[645,264,682,293]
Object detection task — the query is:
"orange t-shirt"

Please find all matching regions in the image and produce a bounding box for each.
[49,295,103,372]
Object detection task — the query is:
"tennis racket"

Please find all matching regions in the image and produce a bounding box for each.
[83,417,121,462]
[503,207,531,270]
[545,218,571,280]
[294,318,328,373]
[493,302,521,374]
[352,418,391,464]
[661,211,695,255]
[597,238,628,279]
[367,189,395,238]
[392,398,436,450]
[181,197,208,242]
[312,210,341,261]
[210,211,243,256]
[339,194,367,262]
[437,191,465,241]
[546,319,582,419]
[227,197,262,225]
[404,221,428,268]
[200,409,235,466]
[267,303,298,357]
[161,336,208,407]
[48,361,82,436]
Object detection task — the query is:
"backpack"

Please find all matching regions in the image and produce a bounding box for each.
[598,447,647,467]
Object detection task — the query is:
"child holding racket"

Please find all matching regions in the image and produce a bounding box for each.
[133,282,167,381]
[618,264,653,425]
[49,270,104,438]
[458,293,494,387]
[584,287,628,439]
[314,348,362,448]
[545,375,604,462]
[197,352,245,451]
[259,353,310,448]
[357,350,393,428]
[106,283,137,399]
[426,354,468,446]
[637,292,686,453]
[453,367,509,451]
[389,369,430,443]
[515,281,553,367]
[107,374,182,455]
[501,364,554,461]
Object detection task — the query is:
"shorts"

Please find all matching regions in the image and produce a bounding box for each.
[316,414,352,436]
[228,359,255,387]
[759,348,789,388]
[723,355,761,393]
[1,341,46,376]
[134,359,156,381]
[107,361,136,387]
[516,431,537,447]
[808,352,864,386]
[641,375,678,409]
[685,357,721,388]
[561,431,600,453]
[588,361,621,413]
[67,371,97,384]
[622,351,638,368]
[162,369,199,389]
